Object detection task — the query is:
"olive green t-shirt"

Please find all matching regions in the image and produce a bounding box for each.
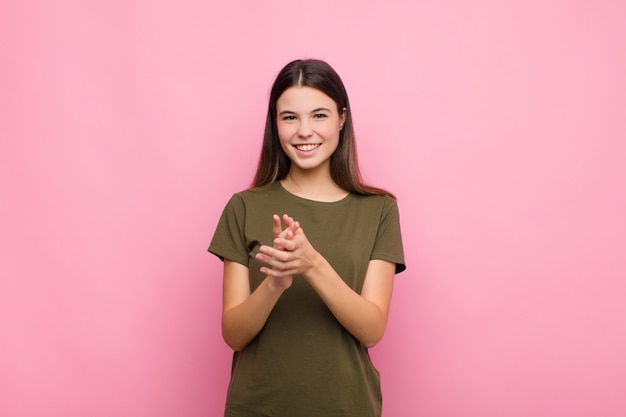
[209,181,406,417]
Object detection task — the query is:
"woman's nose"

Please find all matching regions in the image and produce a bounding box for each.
[297,120,313,137]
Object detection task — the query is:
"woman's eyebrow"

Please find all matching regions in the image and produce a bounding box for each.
[278,107,331,116]
[310,107,331,113]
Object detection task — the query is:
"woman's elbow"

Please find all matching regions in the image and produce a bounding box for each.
[359,327,386,349]
[362,340,378,349]
[222,319,249,351]
[222,331,247,352]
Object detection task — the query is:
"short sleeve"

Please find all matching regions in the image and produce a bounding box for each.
[371,196,406,274]
[208,194,249,267]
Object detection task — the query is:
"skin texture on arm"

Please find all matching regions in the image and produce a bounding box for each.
[221,260,286,351]
[221,215,299,351]
[256,217,396,348]
[307,258,395,348]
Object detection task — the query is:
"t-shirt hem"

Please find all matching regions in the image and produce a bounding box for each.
[371,255,406,274]
[208,246,249,267]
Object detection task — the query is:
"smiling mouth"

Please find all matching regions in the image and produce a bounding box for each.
[294,144,321,152]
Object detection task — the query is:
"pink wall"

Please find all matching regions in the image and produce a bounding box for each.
[2,1,625,416]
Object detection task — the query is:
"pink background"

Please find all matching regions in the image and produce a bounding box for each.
[2,1,625,416]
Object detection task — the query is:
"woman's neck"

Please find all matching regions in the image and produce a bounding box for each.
[281,169,348,202]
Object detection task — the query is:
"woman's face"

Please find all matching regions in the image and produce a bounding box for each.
[276,86,346,174]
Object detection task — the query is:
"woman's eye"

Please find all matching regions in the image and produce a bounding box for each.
[313,113,328,119]
[282,115,296,121]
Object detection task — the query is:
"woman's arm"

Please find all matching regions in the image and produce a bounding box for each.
[221,215,299,351]
[221,260,290,351]
[256,226,396,348]
[306,258,395,348]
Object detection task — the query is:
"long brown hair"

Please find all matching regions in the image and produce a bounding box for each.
[251,59,395,199]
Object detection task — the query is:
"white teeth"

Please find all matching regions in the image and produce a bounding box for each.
[295,144,320,151]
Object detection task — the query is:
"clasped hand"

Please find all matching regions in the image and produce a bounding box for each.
[255,214,319,279]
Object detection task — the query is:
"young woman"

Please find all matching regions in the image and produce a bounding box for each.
[209,59,406,417]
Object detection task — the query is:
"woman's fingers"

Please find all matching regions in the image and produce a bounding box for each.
[257,256,297,277]
[260,265,298,277]
[274,214,299,241]
[273,237,297,251]
[281,215,300,233]
[272,214,283,239]
[257,245,291,263]
[282,214,295,227]
[261,215,311,276]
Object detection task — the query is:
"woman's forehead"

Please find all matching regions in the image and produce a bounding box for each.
[277,86,337,112]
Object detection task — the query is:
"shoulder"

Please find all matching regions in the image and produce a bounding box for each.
[228,183,280,205]
[351,192,398,212]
